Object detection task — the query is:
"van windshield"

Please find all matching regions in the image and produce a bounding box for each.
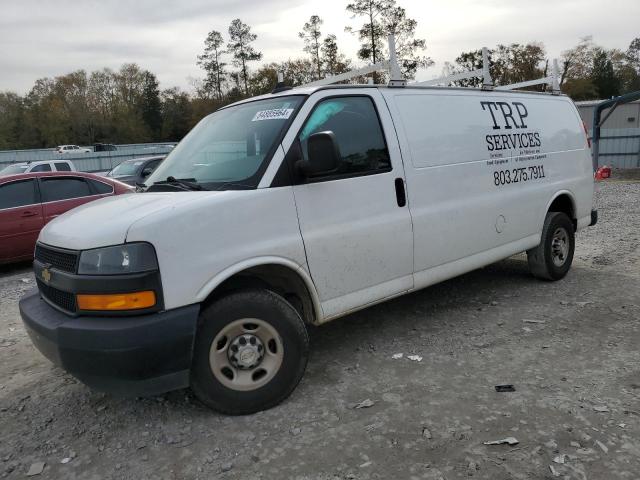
[146,95,304,190]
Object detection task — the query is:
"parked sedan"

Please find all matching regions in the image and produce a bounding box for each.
[0,172,132,265]
[106,156,165,186]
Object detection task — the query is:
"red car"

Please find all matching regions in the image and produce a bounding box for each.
[0,171,133,265]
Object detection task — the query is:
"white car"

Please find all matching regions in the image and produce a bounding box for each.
[21,82,596,415]
[0,159,76,175]
[56,145,91,154]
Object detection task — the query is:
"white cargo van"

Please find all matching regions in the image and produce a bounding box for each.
[20,52,597,414]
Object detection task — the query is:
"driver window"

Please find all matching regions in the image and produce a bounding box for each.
[299,96,391,177]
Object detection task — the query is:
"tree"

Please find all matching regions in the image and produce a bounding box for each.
[591,48,620,99]
[0,93,25,149]
[197,30,227,99]
[622,38,640,93]
[346,0,393,67]
[227,19,262,95]
[448,43,546,89]
[160,88,193,141]
[250,59,317,95]
[382,6,432,79]
[111,64,151,142]
[299,15,324,80]
[448,49,484,87]
[561,36,596,85]
[628,37,640,72]
[346,0,431,81]
[88,68,117,134]
[492,43,546,87]
[141,72,162,140]
[321,34,351,76]
[562,77,598,101]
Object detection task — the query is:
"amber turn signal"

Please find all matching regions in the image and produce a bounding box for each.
[77,291,156,311]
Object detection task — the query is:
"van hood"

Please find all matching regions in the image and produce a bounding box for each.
[39,192,219,250]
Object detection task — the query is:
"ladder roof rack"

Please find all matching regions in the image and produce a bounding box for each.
[291,36,562,95]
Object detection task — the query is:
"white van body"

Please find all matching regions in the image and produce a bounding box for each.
[22,84,595,413]
[42,86,592,319]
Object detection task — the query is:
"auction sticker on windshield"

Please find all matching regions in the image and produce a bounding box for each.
[252,108,294,121]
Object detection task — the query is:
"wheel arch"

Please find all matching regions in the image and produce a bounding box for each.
[195,257,323,325]
[544,190,577,229]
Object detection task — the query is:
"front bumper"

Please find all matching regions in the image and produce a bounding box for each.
[20,289,200,396]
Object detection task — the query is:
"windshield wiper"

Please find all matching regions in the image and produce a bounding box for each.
[152,176,207,191]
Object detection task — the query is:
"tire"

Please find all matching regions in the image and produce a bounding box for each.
[527,212,575,281]
[190,289,309,415]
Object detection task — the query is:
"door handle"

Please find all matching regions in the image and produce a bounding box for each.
[21,211,38,218]
[394,178,406,207]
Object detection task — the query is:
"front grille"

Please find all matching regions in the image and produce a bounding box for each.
[37,279,77,313]
[35,244,79,273]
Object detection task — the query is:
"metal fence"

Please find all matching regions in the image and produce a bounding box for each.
[0,143,176,173]
[2,130,639,172]
[594,128,640,169]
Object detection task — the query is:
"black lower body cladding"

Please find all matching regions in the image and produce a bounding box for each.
[19,289,200,396]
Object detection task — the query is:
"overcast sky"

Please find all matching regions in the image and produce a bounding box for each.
[2,0,638,94]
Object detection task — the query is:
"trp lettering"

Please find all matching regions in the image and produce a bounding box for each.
[481,101,528,130]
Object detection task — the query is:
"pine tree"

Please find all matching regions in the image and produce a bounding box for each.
[227,19,262,95]
[345,0,393,66]
[591,49,620,99]
[346,0,431,81]
[321,34,351,76]
[381,6,432,79]
[197,30,227,99]
[299,16,324,80]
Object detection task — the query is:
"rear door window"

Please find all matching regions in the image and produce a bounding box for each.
[0,180,38,209]
[87,179,114,194]
[54,162,72,171]
[40,177,93,202]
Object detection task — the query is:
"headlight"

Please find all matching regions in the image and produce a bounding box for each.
[78,243,158,275]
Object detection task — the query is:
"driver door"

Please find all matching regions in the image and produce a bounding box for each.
[285,90,414,318]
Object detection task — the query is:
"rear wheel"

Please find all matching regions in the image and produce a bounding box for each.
[527,212,575,281]
[190,289,309,415]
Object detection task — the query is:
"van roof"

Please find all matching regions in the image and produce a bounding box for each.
[225,83,568,109]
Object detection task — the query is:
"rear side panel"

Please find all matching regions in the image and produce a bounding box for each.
[382,88,593,282]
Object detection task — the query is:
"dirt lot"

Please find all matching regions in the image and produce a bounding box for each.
[1,177,639,480]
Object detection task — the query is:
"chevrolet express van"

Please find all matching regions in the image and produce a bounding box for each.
[20,84,597,414]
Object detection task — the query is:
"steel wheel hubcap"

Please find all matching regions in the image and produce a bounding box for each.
[551,227,569,267]
[210,318,283,392]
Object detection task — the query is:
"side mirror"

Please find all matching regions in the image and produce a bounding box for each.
[141,167,154,178]
[296,131,341,178]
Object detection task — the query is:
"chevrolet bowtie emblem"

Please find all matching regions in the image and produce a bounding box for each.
[41,268,51,284]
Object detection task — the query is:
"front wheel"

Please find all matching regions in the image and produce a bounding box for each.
[190,289,309,415]
[527,212,575,281]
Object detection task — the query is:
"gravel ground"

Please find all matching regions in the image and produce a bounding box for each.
[1,177,639,480]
